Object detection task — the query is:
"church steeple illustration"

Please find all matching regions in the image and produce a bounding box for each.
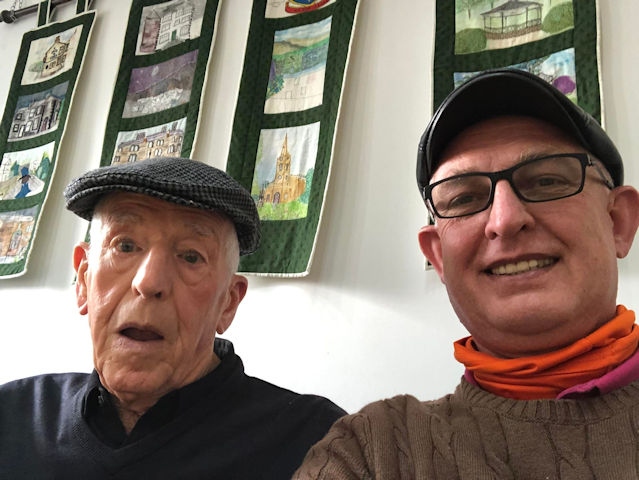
[274,134,291,184]
[261,133,306,205]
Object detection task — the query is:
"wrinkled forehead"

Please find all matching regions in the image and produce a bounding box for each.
[431,115,586,181]
[94,191,235,234]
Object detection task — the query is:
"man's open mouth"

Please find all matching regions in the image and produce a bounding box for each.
[120,327,164,341]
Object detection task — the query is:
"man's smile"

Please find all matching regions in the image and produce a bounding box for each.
[488,257,557,276]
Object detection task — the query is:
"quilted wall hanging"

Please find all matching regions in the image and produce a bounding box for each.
[99,0,221,166]
[0,0,95,279]
[227,0,359,277]
[433,0,601,120]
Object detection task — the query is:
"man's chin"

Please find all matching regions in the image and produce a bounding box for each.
[99,366,173,402]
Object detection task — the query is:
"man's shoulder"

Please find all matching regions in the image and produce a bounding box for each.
[0,372,93,432]
[337,391,456,428]
[215,338,346,417]
[364,391,450,410]
[241,374,346,418]
[0,372,92,398]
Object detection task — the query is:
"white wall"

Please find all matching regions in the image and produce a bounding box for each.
[0,0,637,414]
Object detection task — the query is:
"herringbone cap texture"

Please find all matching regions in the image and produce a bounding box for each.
[64,157,260,255]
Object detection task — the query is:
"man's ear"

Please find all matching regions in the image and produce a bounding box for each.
[216,274,249,335]
[609,186,639,258]
[418,224,445,282]
[73,242,90,316]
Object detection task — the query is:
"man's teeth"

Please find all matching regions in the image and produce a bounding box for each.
[490,258,555,275]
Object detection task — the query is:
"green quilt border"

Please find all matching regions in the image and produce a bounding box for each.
[227,0,358,275]
[433,0,600,121]
[0,9,96,278]
[99,0,220,166]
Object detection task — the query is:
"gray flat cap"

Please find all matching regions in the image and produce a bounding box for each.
[64,157,261,255]
[417,68,624,195]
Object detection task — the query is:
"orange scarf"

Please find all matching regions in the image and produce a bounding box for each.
[454,306,638,399]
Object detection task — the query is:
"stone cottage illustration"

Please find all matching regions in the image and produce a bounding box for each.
[42,36,70,77]
[139,1,195,53]
[113,122,184,165]
[10,93,62,140]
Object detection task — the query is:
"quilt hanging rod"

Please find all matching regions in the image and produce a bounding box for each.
[1,0,73,23]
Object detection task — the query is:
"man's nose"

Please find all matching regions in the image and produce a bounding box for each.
[132,249,173,299]
[484,180,535,239]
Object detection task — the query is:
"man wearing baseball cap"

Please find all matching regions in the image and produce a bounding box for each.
[0,157,345,479]
[295,69,639,478]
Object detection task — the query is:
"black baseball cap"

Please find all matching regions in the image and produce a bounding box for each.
[64,157,261,255]
[417,68,624,194]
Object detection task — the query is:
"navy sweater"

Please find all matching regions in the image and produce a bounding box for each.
[0,339,345,479]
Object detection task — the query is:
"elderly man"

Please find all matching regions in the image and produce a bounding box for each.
[0,157,345,479]
[295,69,639,479]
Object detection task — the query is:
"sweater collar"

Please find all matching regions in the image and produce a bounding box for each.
[82,338,241,447]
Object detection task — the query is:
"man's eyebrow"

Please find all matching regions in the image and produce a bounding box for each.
[97,200,225,240]
[102,209,142,226]
[442,151,574,177]
[105,214,219,239]
[185,221,217,238]
[517,151,558,162]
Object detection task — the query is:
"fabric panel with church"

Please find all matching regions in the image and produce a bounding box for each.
[227,0,359,276]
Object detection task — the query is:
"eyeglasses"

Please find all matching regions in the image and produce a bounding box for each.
[422,153,614,219]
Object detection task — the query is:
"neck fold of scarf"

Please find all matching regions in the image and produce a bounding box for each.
[454,306,638,399]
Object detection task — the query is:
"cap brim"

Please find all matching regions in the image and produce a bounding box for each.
[64,157,261,255]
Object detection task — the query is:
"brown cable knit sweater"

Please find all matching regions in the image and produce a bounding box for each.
[294,378,639,479]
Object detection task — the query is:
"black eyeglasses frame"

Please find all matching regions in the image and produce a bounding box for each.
[421,153,614,219]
